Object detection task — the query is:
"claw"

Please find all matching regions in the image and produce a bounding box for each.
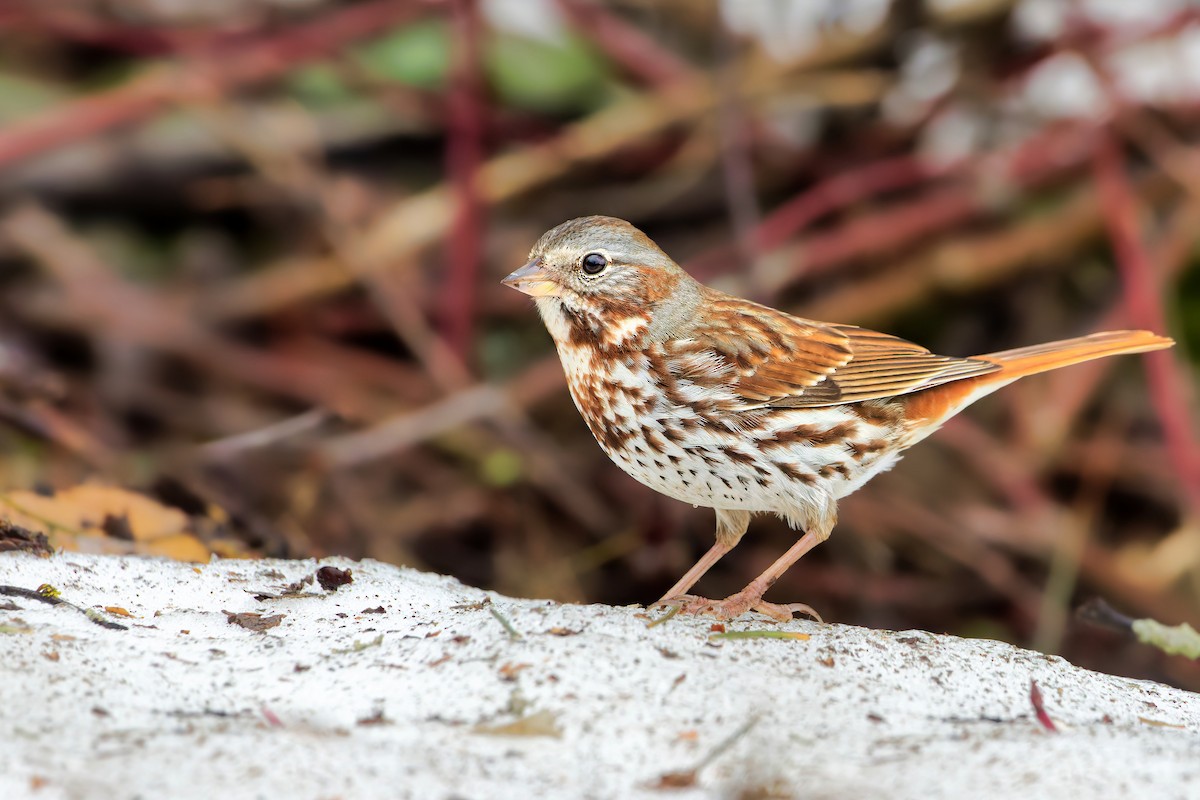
[654,594,719,617]
[654,592,815,623]
[776,602,823,623]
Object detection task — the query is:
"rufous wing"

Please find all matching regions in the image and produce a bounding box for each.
[675,292,1001,410]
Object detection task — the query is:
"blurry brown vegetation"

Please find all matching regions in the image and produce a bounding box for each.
[0,0,1198,687]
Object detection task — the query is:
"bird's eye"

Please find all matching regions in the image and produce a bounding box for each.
[581,252,608,275]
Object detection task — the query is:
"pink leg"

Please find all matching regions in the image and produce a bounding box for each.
[670,526,830,622]
[653,508,750,608]
[653,540,733,606]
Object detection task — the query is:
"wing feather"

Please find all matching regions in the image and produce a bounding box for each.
[668,294,1000,409]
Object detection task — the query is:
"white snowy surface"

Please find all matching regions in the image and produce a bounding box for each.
[1,552,1199,800]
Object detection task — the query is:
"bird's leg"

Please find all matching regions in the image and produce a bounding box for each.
[653,509,749,608]
[654,542,731,606]
[673,521,833,622]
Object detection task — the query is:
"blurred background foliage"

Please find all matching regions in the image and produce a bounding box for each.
[0,0,1198,687]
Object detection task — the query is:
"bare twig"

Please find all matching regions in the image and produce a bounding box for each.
[200,409,333,460]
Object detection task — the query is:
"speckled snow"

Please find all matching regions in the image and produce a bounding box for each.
[1,552,1198,800]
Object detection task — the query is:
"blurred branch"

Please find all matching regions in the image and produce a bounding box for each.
[1093,134,1200,512]
[320,357,564,467]
[681,119,1100,292]
[714,24,763,289]
[319,356,619,535]
[1031,194,1200,446]
[200,409,333,461]
[0,6,261,54]
[191,99,474,393]
[801,168,1175,324]
[0,0,434,170]
[0,204,397,419]
[846,488,1046,624]
[0,395,113,469]
[187,92,616,533]
[440,0,486,362]
[683,152,952,281]
[1032,429,1114,653]
[201,79,714,319]
[762,123,1102,291]
[203,59,891,321]
[557,0,696,86]
[934,412,1199,627]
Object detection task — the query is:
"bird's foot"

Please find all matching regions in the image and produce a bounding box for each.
[655,591,822,623]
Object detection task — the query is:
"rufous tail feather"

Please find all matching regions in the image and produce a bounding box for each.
[901,329,1174,429]
[976,330,1174,381]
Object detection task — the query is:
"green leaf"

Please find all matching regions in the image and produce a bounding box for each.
[485,33,610,113]
[353,20,451,89]
[1175,250,1200,356]
[1132,618,1200,659]
[0,73,70,121]
[480,448,523,487]
[288,64,356,106]
[708,630,811,641]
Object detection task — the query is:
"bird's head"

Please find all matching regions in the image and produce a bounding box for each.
[502,216,701,350]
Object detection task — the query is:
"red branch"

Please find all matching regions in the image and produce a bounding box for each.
[687,182,980,283]
[1029,680,1058,733]
[793,186,975,274]
[1093,133,1200,510]
[556,0,694,86]
[440,0,486,362]
[260,704,284,728]
[715,24,762,283]
[686,122,1102,283]
[0,0,435,171]
[756,156,944,252]
[0,7,260,55]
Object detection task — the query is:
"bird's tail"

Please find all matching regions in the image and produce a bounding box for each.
[976,330,1174,380]
[888,329,1172,437]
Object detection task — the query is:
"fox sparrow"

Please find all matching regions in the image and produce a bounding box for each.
[503,216,1174,622]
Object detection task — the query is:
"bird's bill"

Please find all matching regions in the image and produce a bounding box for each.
[501,259,561,297]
